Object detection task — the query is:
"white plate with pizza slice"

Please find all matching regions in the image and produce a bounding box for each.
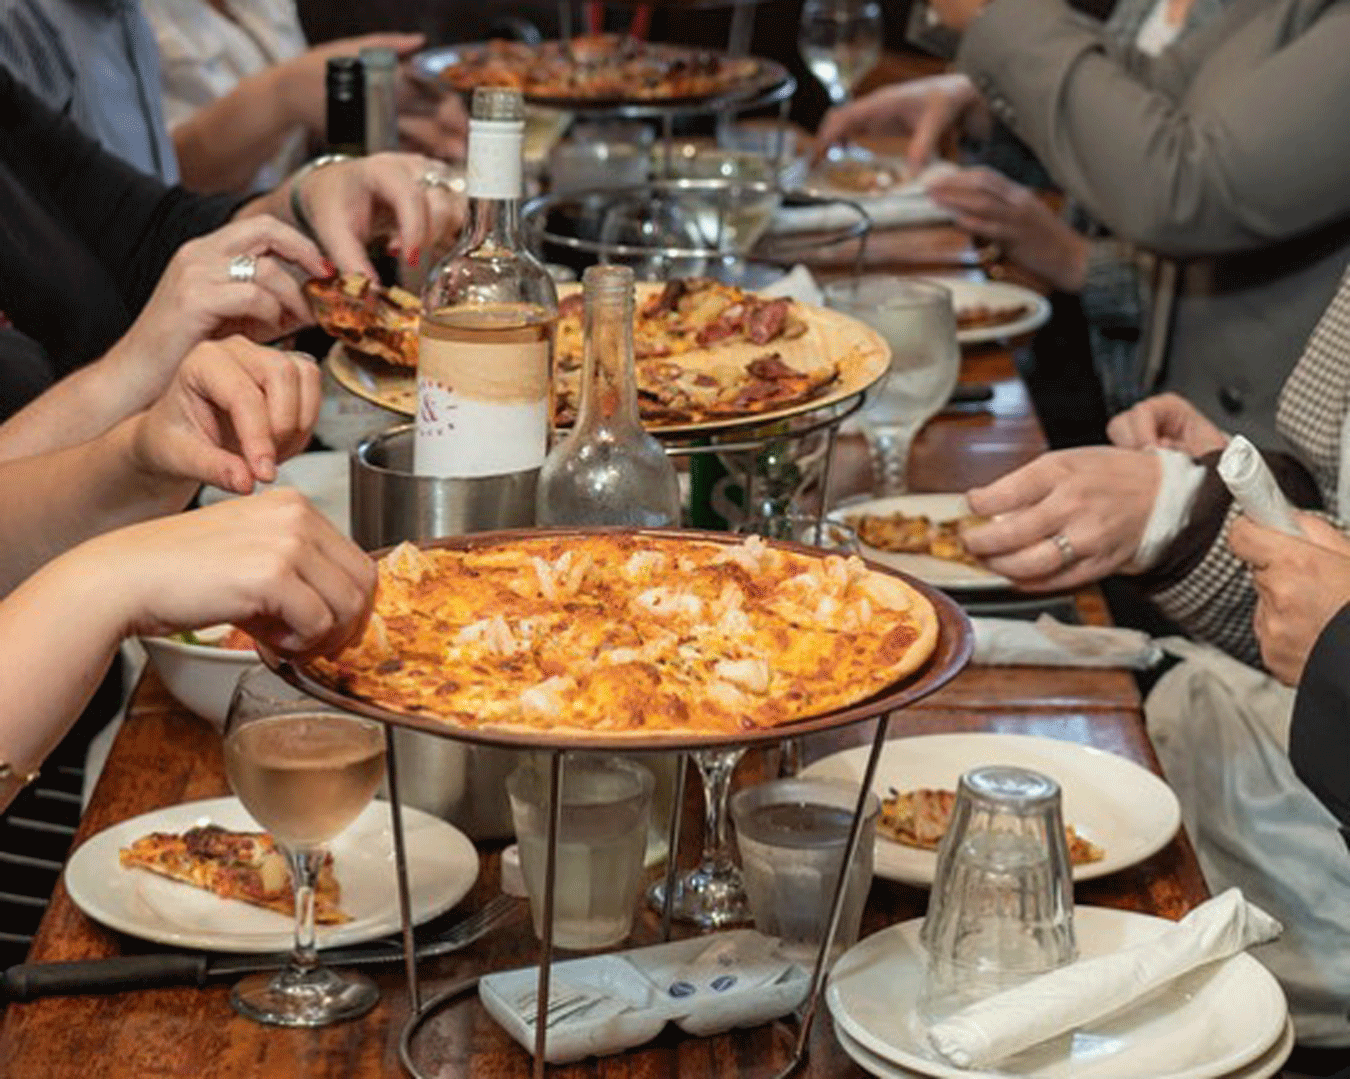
[799,732,1181,885]
[924,276,1053,346]
[65,797,478,952]
[831,493,1011,592]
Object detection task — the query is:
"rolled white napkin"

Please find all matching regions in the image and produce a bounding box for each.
[1218,435,1303,536]
[927,889,1283,1069]
[971,614,1162,670]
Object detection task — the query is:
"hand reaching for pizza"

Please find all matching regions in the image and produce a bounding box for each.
[109,216,328,405]
[128,337,321,495]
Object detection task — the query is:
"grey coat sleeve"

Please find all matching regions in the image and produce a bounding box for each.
[956,0,1350,256]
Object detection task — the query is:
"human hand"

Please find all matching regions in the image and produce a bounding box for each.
[1230,513,1350,684]
[112,216,328,399]
[396,79,469,161]
[291,151,466,278]
[963,447,1161,590]
[91,488,376,657]
[929,0,993,32]
[925,167,1089,292]
[1106,392,1229,457]
[129,337,320,495]
[814,74,988,174]
[275,32,429,140]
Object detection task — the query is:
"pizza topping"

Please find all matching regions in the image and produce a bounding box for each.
[848,511,988,568]
[308,533,939,738]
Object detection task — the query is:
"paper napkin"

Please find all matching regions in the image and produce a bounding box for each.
[771,163,958,235]
[1218,435,1304,537]
[971,615,1163,670]
[927,889,1282,1069]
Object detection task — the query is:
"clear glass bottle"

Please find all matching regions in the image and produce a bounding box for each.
[324,57,365,157]
[536,265,681,526]
[414,87,558,479]
[359,47,399,154]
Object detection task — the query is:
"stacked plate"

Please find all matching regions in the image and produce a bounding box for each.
[826,906,1293,1079]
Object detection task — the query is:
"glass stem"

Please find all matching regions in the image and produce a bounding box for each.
[694,749,744,872]
[286,846,325,973]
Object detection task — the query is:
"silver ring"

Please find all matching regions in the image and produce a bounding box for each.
[227,254,258,284]
[419,168,458,192]
[1052,533,1077,568]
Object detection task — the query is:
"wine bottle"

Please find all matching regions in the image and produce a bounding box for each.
[324,57,366,157]
[359,47,400,154]
[536,264,681,526]
[414,87,558,479]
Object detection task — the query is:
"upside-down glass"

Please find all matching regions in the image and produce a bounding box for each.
[222,665,387,1027]
[824,276,961,496]
[798,0,884,109]
[919,765,1077,1024]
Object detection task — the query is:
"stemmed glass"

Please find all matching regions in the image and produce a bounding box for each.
[798,0,884,110]
[823,276,961,496]
[221,665,388,1027]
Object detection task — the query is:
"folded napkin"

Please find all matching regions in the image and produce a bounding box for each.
[770,163,957,235]
[757,263,824,306]
[927,889,1282,1069]
[1218,435,1304,537]
[971,614,1163,670]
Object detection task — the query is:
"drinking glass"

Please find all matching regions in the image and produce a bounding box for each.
[798,0,884,109]
[664,147,783,272]
[919,765,1077,1023]
[824,276,961,496]
[221,665,387,1027]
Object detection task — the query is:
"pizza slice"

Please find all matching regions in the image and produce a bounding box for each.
[119,824,350,923]
[878,787,1105,866]
[849,511,986,567]
[305,272,420,369]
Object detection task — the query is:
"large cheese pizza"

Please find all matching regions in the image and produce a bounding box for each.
[307,532,939,739]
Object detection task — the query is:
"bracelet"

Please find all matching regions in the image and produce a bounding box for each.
[287,152,353,239]
[0,760,40,787]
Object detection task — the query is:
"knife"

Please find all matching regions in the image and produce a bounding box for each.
[3,895,522,1001]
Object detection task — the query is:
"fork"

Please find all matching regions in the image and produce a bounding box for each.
[392,893,523,963]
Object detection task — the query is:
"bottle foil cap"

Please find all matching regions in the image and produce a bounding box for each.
[472,87,525,122]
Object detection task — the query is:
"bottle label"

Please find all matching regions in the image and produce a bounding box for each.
[413,335,550,478]
[466,119,524,200]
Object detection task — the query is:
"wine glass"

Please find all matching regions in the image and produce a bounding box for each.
[798,0,884,110]
[823,276,961,496]
[648,746,751,927]
[221,665,388,1027]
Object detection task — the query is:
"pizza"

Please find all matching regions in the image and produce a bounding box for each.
[434,36,764,103]
[878,787,1105,866]
[304,273,420,369]
[956,302,1034,333]
[308,274,849,428]
[847,511,986,567]
[815,158,905,195]
[119,824,349,922]
[306,532,940,738]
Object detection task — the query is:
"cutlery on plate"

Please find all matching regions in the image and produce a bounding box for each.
[2,894,522,1001]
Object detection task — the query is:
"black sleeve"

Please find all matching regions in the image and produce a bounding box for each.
[1290,603,1350,840]
[0,66,248,315]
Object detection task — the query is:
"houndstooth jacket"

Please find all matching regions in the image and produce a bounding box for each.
[1148,268,1350,665]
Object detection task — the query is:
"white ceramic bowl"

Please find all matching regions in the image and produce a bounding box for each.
[139,625,255,730]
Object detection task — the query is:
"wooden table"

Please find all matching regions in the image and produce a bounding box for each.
[0,328,1212,1078]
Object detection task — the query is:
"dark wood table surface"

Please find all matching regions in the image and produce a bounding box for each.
[0,321,1211,1078]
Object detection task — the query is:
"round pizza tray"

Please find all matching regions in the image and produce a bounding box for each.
[265,527,973,753]
[324,283,890,438]
[410,43,791,114]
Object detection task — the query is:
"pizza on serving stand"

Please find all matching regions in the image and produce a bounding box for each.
[307,532,939,738]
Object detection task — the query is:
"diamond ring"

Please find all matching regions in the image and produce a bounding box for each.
[227,254,258,284]
[1052,533,1077,568]
[419,169,460,192]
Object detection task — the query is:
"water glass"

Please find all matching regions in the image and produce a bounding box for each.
[919,765,1077,1023]
[731,777,880,962]
[507,754,654,950]
[823,276,961,496]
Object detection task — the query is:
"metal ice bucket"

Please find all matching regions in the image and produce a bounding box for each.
[351,423,538,840]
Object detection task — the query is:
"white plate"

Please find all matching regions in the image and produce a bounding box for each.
[831,493,1011,591]
[200,450,350,537]
[799,732,1181,885]
[827,907,1288,1079]
[924,277,1052,346]
[65,797,478,952]
[833,1014,1295,1079]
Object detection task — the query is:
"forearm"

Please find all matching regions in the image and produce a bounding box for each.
[0,419,194,594]
[0,544,130,811]
[173,67,307,196]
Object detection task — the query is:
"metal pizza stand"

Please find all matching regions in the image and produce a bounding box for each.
[265,528,972,1079]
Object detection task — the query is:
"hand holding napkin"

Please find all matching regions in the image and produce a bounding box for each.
[971,614,1162,670]
[927,889,1282,1069]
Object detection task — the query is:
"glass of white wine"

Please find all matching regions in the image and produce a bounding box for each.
[222,665,388,1027]
[798,0,884,110]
